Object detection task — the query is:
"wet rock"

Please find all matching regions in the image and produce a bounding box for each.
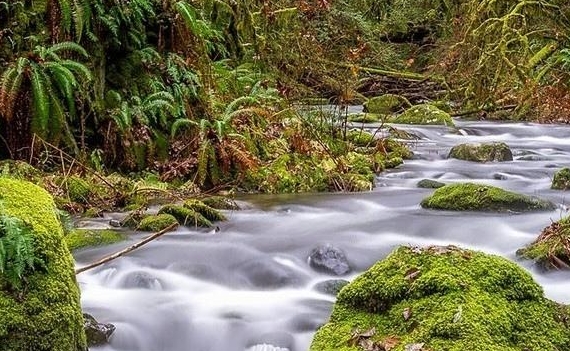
[347,113,382,123]
[237,257,309,289]
[552,168,570,190]
[121,271,163,290]
[308,245,351,275]
[310,245,570,351]
[417,179,445,189]
[109,219,122,227]
[288,313,324,332]
[448,142,513,162]
[137,213,179,232]
[313,279,349,296]
[247,332,294,351]
[420,182,555,212]
[84,313,116,346]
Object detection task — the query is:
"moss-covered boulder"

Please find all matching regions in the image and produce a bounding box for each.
[65,229,126,251]
[417,179,445,189]
[137,214,179,232]
[551,168,570,190]
[0,178,87,351]
[393,104,454,126]
[449,142,513,162]
[157,204,213,227]
[346,130,375,147]
[363,94,410,114]
[517,216,570,270]
[420,183,555,212]
[310,245,570,351]
[347,113,382,123]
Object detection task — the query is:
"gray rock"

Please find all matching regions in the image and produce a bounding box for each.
[83,313,115,346]
[448,142,513,162]
[237,257,309,289]
[109,219,122,227]
[308,245,351,275]
[313,279,349,296]
[121,271,163,290]
[417,179,445,189]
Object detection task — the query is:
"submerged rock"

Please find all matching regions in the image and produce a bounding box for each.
[392,104,454,126]
[0,178,87,350]
[420,182,555,212]
[84,313,116,346]
[517,216,570,270]
[313,279,350,296]
[347,113,383,123]
[364,94,410,114]
[448,142,513,162]
[308,245,351,275]
[417,179,445,189]
[551,168,570,190]
[310,245,570,351]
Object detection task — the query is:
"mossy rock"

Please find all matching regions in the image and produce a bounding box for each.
[137,214,179,232]
[363,94,410,114]
[551,168,570,190]
[392,104,454,126]
[0,160,43,181]
[183,199,227,222]
[347,113,382,123]
[201,196,240,210]
[310,245,570,351]
[65,229,126,251]
[449,142,513,162]
[0,178,87,351]
[66,176,92,204]
[157,205,213,227]
[420,183,555,212]
[417,179,445,188]
[346,130,375,147]
[517,216,570,270]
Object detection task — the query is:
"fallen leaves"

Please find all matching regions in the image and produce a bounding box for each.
[348,328,401,351]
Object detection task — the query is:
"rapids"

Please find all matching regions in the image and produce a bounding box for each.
[76,119,570,351]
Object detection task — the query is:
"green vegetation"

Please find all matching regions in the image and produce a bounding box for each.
[421,183,555,212]
[65,229,126,251]
[448,142,513,162]
[364,94,410,114]
[311,245,570,351]
[552,168,570,190]
[392,104,454,126]
[518,216,570,270]
[0,178,86,351]
[138,214,179,232]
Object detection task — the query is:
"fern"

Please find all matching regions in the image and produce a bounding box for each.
[0,206,45,290]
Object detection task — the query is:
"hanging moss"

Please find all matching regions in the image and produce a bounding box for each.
[0,178,87,351]
[310,245,570,351]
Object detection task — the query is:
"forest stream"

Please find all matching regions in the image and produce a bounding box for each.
[74,118,570,351]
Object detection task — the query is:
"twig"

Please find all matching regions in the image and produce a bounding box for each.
[75,223,178,274]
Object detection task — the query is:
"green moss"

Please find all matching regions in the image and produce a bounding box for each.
[201,196,240,210]
[421,183,555,212]
[66,176,92,204]
[517,216,570,270]
[393,104,455,126]
[347,113,382,123]
[183,199,226,222]
[0,178,87,351]
[346,130,375,147]
[157,205,212,227]
[310,246,570,351]
[448,142,513,162]
[551,168,570,190]
[137,214,179,232]
[417,179,445,188]
[0,160,43,182]
[65,229,126,251]
[364,94,410,114]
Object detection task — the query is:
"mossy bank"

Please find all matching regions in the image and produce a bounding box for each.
[0,178,86,351]
[310,245,570,351]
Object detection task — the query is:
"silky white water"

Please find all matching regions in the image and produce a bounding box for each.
[76,119,570,351]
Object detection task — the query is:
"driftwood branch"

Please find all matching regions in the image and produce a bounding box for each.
[450,104,518,117]
[75,223,178,275]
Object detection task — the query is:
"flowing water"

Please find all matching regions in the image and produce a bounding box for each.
[76,119,570,351]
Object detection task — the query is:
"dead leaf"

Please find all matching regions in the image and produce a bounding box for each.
[404,267,421,281]
[381,336,400,350]
[403,307,412,321]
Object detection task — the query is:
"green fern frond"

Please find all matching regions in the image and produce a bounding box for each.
[60,60,92,81]
[224,96,257,115]
[57,0,73,34]
[30,64,50,133]
[48,41,89,58]
[171,118,197,137]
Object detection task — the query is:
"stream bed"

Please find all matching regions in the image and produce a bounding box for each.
[76,119,570,351]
